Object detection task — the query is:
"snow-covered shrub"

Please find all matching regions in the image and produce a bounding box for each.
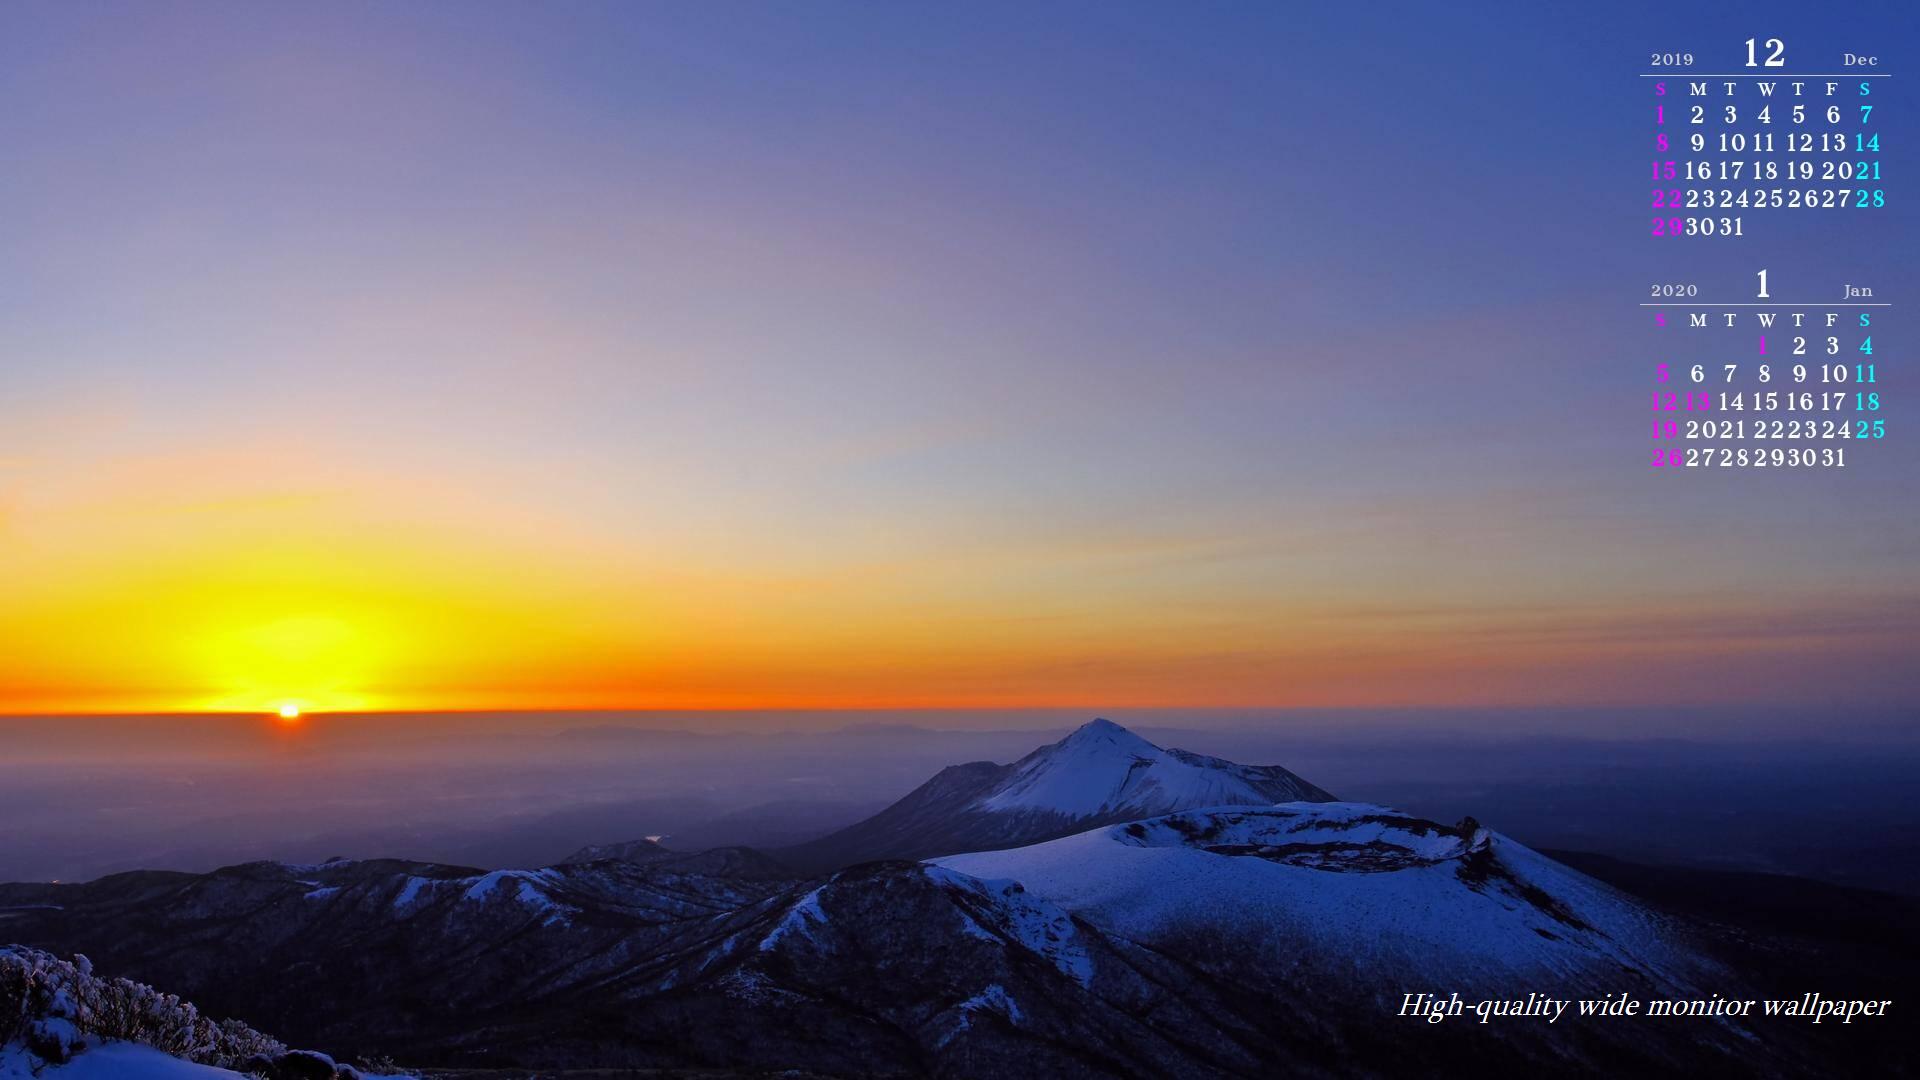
[0,945,287,1067]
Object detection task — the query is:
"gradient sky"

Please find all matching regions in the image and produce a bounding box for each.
[2,2,1916,716]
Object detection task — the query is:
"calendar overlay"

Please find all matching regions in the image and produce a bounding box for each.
[1646,40,1892,470]
[1647,41,1888,240]
[1648,276,1886,469]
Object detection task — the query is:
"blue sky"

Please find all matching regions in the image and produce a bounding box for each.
[1,2,1915,715]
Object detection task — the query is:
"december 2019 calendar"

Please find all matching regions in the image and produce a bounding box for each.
[0,5,1913,1079]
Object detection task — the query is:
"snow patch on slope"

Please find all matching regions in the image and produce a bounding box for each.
[391,876,433,910]
[960,983,1023,1022]
[758,886,828,951]
[932,984,1025,1048]
[458,869,573,923]
[922,866,1093,986]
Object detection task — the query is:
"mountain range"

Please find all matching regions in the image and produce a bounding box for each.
[2,719,1906,1077]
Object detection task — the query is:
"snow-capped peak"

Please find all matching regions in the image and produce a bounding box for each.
[975,719,1327,819]
[1053,717,1157,753]
[779,718,1333,868]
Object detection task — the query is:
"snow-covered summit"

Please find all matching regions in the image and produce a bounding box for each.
[978,718,1328,819]
[1057,716,1152,748]
[781,719,1333,868]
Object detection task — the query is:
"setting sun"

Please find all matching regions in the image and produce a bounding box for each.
[277,703,302,721]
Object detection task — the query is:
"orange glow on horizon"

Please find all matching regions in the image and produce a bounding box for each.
[0,437,1908,717]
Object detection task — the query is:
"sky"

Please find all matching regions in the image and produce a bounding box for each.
[1,2,1917,718]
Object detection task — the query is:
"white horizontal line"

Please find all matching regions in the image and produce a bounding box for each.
[1637,303,1891,306]
[1638,74,1892,77]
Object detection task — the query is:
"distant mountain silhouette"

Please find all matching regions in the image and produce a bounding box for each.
[780,717,1334,869]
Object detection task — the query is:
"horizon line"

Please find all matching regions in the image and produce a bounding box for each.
[0,703,1905,719]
